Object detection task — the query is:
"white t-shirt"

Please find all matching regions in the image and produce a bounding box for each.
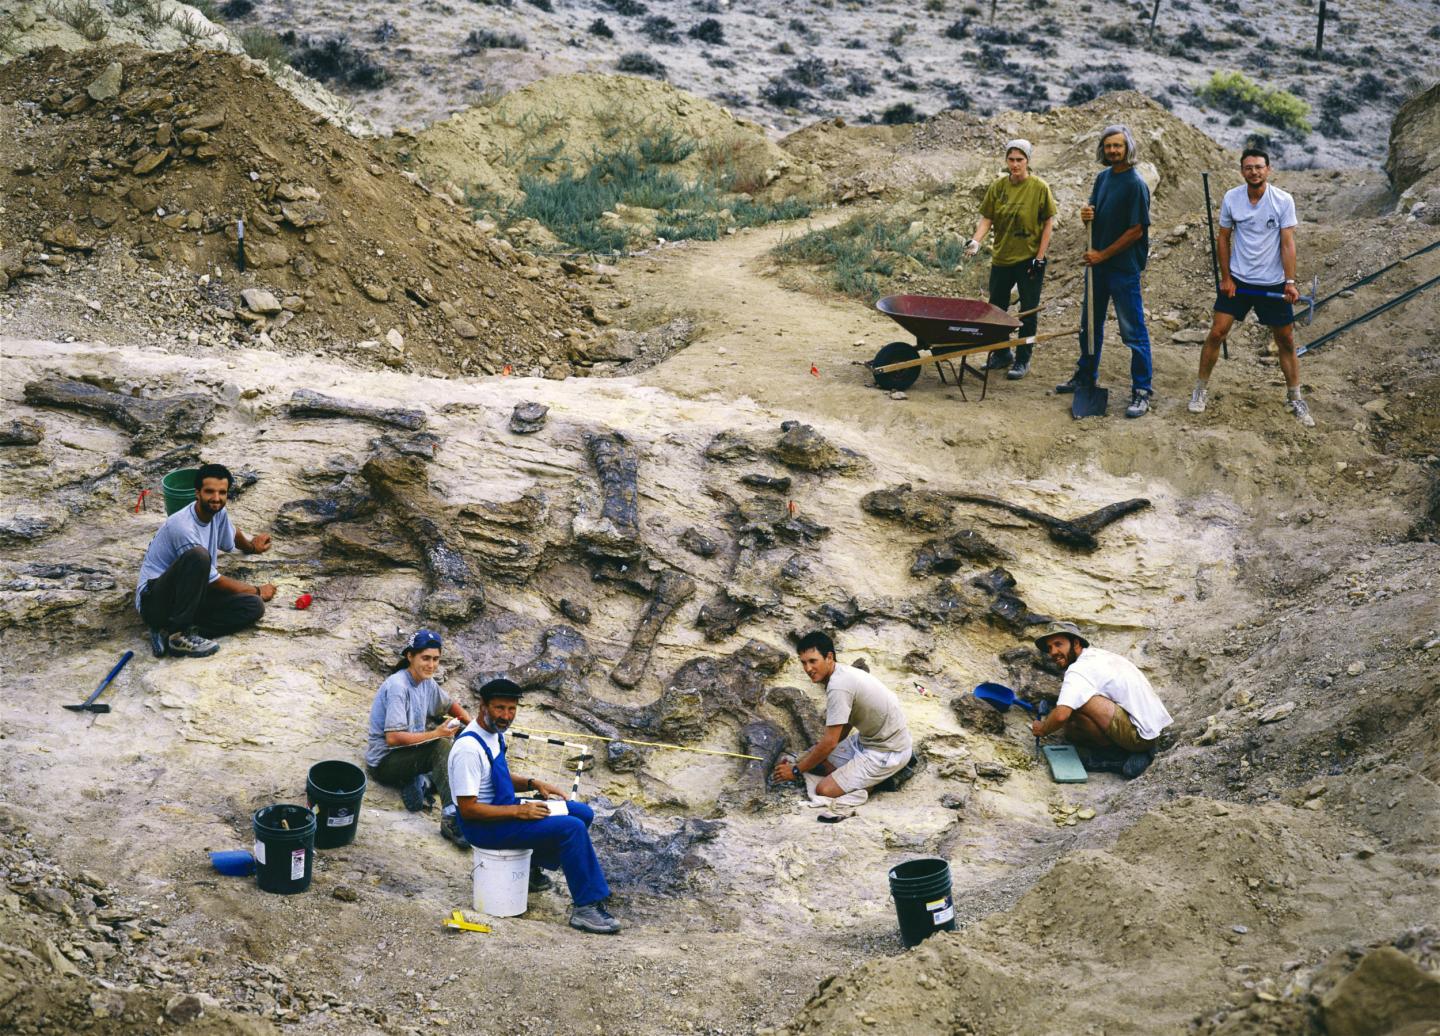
[134,502,236,609]
[824,663,911,755]
[448,721,504,804]
[1220,183,1297,286]
[1057,646,1173,741]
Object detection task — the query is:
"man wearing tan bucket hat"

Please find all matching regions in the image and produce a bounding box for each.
[1029,621,1173,779]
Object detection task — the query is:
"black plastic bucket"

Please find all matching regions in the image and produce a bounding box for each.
[888,857,956,947]
[252,804,316,894]
[306,760,367,850]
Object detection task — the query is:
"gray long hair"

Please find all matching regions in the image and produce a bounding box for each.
[1095,124,1138,165]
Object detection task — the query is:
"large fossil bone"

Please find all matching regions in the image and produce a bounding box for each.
[23,378,215,454]
[288,388,427,431]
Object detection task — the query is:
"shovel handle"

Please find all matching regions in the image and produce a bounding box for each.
[1084,223,1095,360]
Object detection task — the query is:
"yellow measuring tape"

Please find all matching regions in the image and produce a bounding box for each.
[512,726,762,762]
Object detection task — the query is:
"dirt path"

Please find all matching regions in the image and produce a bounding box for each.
[631,213,1074,478]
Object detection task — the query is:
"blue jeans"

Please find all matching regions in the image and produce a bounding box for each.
[459,801,611,906]
[1078,268,1152,393]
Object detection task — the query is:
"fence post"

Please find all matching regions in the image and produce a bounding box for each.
[1149,0,1161,39]
[1314,0,1326,54]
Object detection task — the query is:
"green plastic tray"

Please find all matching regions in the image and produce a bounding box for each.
[1043,744,1088,783]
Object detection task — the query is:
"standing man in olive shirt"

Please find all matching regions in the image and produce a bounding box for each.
[772,631,912,815]
[966,138,1057,380]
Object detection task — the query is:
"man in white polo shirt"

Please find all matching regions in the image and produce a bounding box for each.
[1029,621,1173,779]
[1190,147,1314,426]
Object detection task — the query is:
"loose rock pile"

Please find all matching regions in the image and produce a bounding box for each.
[0,47,606,376]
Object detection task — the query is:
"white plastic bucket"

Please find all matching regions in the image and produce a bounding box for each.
[471,847,532,917]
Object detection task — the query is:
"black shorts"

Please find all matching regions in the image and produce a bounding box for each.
[1214,278,1294,327]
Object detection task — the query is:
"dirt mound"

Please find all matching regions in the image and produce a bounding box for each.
[783,92,1232,217]
[0,0,369,133]
[1387,81,1440,218]
[0,805,279,1036]
[783,798,1435,1035]
[0,46,599,376]
[403,73,819,202]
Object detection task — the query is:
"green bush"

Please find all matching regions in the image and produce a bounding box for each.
[772,215,975,299]
[50,0,108,40]
[472,130,811,255]
[1198,70,1311,135]
[240,25,290,71]
[637,129,695,164]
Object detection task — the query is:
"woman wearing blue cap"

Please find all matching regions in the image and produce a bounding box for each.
[365,628,473,841]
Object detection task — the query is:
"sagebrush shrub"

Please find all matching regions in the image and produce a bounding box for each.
[688,18,723,44]
[617,51,666,77]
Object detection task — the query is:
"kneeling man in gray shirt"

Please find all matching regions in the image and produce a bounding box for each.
[772,631,912,815]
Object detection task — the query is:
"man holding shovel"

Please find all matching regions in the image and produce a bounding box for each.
[965,138,1057,380]
[1059,124,1154,418]
[1189,148,1314,426]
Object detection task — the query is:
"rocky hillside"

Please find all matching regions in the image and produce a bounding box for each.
[0,46,608,376]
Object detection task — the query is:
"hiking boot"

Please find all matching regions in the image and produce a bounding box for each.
[986,349,1014,370]
[1125,390,1152,419]
[1288,397,1315,427]
[529,866,554,894]
[875,754,919,793]
[1006,361,1030,381]
[569,903,621,935]
[401,773,431,813]
[1075,747,1127,773]
[147,628,168,659]
[166,629,218,658]
[1122,751,1155,780]
[1055,374,1090,395]
[439,810,468,848]
[1188,386,1208,413]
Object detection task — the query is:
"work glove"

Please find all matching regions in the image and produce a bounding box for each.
[964,239,980,257]
[1027,257,1047,279]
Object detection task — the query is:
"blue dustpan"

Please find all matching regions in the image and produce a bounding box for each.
[973,682,1042,716]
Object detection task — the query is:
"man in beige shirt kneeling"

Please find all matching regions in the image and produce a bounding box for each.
[772,631,913,819]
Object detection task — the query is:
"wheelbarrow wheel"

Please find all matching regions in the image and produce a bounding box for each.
[871,341,921,391]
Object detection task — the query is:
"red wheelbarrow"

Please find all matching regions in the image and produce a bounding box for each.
[868,294,1077,401]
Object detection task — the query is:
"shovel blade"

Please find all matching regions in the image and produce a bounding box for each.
[1071,383,1109,419]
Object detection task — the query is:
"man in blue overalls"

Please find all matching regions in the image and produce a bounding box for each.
[448,678,621,934]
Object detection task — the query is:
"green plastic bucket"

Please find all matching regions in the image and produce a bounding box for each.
[161,468,197,515]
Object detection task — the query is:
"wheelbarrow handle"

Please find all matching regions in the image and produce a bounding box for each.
[873,330,1080,375]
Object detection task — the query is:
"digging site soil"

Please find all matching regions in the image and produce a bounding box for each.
[2,30,1439,1036]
